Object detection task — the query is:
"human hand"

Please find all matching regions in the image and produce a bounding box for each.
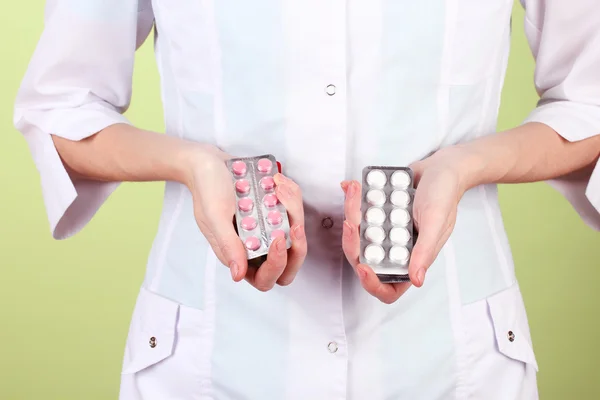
[185,145,307,291]
[341,148,472,303]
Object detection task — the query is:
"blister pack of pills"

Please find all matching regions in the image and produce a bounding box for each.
[359,167,415,283]
[227,154,292,260]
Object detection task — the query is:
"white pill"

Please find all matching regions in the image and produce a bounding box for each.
[389,246,410,265]
[364,244,385,264]
[366,189,386,206]
[365,207,386,225]
[366,170,387,188]
[365,226,386,243]
[389,227,411,245]
[390,208,411,226]
[390,190,410,207]
[391,170,411,189]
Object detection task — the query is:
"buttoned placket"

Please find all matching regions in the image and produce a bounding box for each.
[319,1,349,399]
[281,1,350,397]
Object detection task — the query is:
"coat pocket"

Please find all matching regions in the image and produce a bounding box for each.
[121,288,180,374]
[460,282,539,399]
[486,283,539,371]
[120,288,210,399]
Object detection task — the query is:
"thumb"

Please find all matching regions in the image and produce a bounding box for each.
[211,221,249,282]
[407,240,436,288]
[408,160,426,187]
[407,212,444,287]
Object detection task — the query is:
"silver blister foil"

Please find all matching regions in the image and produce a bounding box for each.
[226,154,292,260]
[359,166,415,283]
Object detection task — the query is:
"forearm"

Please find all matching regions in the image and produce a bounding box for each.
[453,122,600,191]
[52,123,207,187]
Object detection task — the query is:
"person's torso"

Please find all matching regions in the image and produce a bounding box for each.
[135,1,525,398]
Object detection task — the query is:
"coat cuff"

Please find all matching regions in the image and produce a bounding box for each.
[14,106,130,239]
[524,101,600,230]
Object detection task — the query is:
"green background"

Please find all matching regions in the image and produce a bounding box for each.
[1,2,598,399]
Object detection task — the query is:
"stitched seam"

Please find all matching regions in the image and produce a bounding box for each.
[148,38,187,292]
[444,238,468,400]
[474,21,514,288]
[198,250,217,398]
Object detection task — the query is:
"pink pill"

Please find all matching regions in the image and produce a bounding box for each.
[231,161,247,176]
[260,176,275,191]
[238,198,254,213]
[235,179,250,195]
[270,229,286,241]
[257,158,273,173]
[263,194,279,208]
[267,210,283,226]
[241,216,257,231]
[245,236,261,251]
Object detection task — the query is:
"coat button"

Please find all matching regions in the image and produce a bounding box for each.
[327,342,338,353]
[321,217,334,229]
[508,331,515,342]
[149,336,157,348]
[325,84,336,96]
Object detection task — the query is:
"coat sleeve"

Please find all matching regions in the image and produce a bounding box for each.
[520,0,600,230]
[13,0,154,239]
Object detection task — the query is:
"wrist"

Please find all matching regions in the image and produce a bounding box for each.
[432,144,488,194]
[178,142,225,190]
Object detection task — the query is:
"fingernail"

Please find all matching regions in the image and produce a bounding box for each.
[276,238,287,253]
[278,278,292,286]
[293,225,305,240]
[343,221,352,238]
[347,182,356,199]
[274,173,285,184]
[417,268,426,286]
[230,261,239,280]
[357,265,368,281]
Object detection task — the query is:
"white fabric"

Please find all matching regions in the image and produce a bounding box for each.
[521,0,600,229]
[13,0,600,399]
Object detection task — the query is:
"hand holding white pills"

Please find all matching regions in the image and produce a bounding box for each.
[340,180,412,304]
[187,146,307,292]
[340,153,466,304]
[405,150,467,289]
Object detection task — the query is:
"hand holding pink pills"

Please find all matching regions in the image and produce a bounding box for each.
[187,148,307,292]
